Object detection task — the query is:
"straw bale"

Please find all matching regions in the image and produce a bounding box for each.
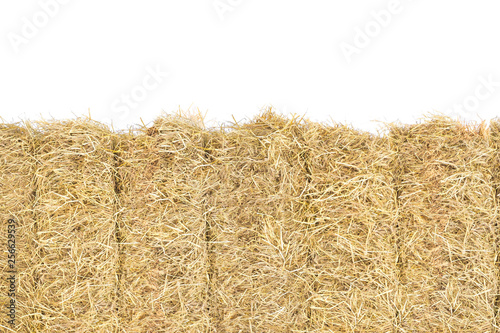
[0,123,39,332]
[389,117,496,331]
[31,119,119,332]
[302,123,398,332]
[116,114,210,332]
[489,119,500,330]
[208,111,311,332]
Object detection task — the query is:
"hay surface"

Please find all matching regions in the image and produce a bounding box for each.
[31,120,118,332]
[389,118,496,331]
[116,114,210,332]
[207,112,311,332]
[303,123,398,332]
[488,119,500,331]
[0,123,38,332]
[3,113,500,332]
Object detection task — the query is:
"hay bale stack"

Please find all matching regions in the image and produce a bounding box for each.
[208,111,310,332]
[32,120,118,332]
[302,123,398,331]
[116,114,210,332]
[390,117,496,331]
[0,123,38,331]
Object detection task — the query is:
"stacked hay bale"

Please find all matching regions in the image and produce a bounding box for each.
[0,123,38,331]
[32,120,118,331]
[116,114,210,332]
[208,111,311,332]
[489,119,500,329]
[303,123,398,331]
[390,117,496,331]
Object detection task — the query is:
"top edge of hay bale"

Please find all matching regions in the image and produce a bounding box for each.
[489,119,500,142]
[224,108,309,138]
[31,118,112,136]
[3,112,500,141]
[0,122,32,135]
[154,111,207,131]
[387,115,489,139]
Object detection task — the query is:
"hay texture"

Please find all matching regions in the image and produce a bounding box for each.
[208,112,311,332]
[302,123,398,332]
[115,114,210,332]
[0,123,38,332]
[390,117,496,331]
[31,120,118,332]
[3,112,500,332]
[488,119,500,330]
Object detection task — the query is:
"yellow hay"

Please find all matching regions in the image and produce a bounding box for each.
[115,113,210,332]
[207,110,311,332]
[389,117,495,331]
[0,123,38,332]
[32,119,118,332]
[1,112,500,332]
[303,122,398,332]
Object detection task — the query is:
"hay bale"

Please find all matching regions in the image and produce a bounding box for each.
[389,117,496,331]
[116,114,210,332]
[303,123,398,331]
[488,119,500,329]
[0,123,38,332]
[208,111,310,332]
[32,119,119,331]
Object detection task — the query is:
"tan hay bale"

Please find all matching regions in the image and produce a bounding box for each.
[0,123,39,332]
[389,117,496,331]
[303,123,398,332]
[116,114,210,332]
[488,119,500,330]
[208,111,311,332]
[32,119,118,332]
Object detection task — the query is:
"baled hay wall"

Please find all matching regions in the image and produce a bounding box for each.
[4,113,500,332]
[32,120,118,332]
[208,114,311,331]
[303,123,398,332]
[116,116,210,332]
[390,119,496,331]
[0,123,38,332]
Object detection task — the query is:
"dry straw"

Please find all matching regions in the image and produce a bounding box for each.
[31,119,118,332]
[302,121,398,332]
[115,111,211,332]
[389,117,496,331]
[488,119,500,330]
[0,122,38,332]
[3,112,500,332]
[207,111,311,332]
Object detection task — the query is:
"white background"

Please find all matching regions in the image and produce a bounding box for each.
[1,0,499,133]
